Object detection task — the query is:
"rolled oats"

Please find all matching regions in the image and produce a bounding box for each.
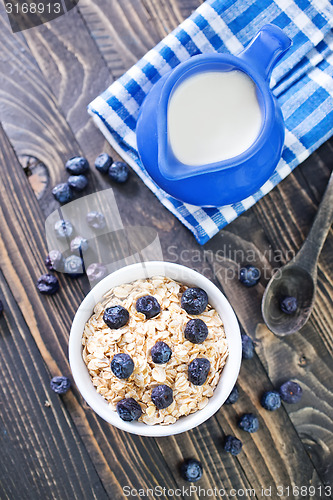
[82,276,228,425]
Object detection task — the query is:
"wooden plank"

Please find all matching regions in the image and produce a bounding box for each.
[1,0,331,494]
[0,271,108,500]
[0,123,182,499]
[0,11,264,491]
[76,0,201,79]
[205,142,333,487]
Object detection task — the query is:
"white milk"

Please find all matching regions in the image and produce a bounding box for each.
[167,70,262,166]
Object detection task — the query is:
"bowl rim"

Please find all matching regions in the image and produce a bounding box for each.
[69,261,241,437]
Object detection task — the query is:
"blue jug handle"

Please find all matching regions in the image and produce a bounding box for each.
[238,24,292,81]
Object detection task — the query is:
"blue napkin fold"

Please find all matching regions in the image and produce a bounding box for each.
[88,0,333,245]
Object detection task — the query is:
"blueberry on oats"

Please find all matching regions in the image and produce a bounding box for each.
[151,341,172,364]
[181,287,208,315]
[111,353,134,379]
[151,385,173,409]
[136,295,160,319]
[103,305,129,329]
[117,398,142,421]
[188,358,210,386]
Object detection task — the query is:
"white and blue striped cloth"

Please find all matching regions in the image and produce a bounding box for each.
[88,0,333,245]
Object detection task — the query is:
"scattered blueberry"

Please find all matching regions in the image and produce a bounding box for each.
[37,274,59,295]
[280,296,298,314]
[261,390,281,411]
[52,183,73,204]
[241,333,255,359]
[279,380,302,404]
[63,255,84,278]
[86,211,106,230]
[70,236,89,254]
[0,300,3,316]
[223,435,243,455]
[184,318,208,344]
[54,219,74,239]
[151,341,172,364]
[225,385,239,405]
[95,153,113,174]
[67,174,88,192]
[111,353,134,379]
[86,263,107,283]
[65,156,89,175]
[116,398,142,421]
[136,295,160,319]
[45,250,64,272]
[180,459,203,482]
[108,161,130,183]
[239,265,260,287]
[103,305,129,329]
[188,358,210,386]
[151,385,173,409]
[181,287,208,315]
[50,376,71,394]
[238,413,259,433]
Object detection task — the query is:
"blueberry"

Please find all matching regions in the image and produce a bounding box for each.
[223,435,243,455]
[45,250,64,271]
[63,255,84,278]
[86,263,107,283]
[261,390,281,411]
[280,296,298,314]
[151,341,172,364]
[241,333,255,359]
[50,376,71,394]
[65,156,89,175]
[184,319,208,344]
[37,274,59,295]
[86,211,106,230]
[52,183,73,203]
[0,300,3,316]
[70,236,89,254]
[238,413,259,433]
[151,385,173,409]
[188,357,210,386]
[95,153,113,174]
[103,305,129,329]
[181,287,208,315]
[108,161,130,183]
[54,219,74,239]
[111,353,134,379]
[180,459,203,482]
[136,295,160,319]
[67,174,88,192]
[116,398,142,421]
[239,265,260,287]
[225,385,239,405]
[279,381,302,404]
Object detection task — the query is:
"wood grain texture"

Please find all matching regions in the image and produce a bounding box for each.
[0,124,181,499]
[0,0,332,497]
[0,270,107,500]
[205,140,333,487]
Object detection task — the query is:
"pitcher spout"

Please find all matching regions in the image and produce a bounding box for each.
[238,24,292,81]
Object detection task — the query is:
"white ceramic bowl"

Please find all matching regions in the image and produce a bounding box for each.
[69,261,241,437]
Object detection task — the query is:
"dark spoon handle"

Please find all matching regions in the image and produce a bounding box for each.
[295,169,333,273]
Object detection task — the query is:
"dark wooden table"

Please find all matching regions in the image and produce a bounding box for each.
[0,1,332,499]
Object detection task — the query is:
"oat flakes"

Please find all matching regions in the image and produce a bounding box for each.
[82,276,229,425]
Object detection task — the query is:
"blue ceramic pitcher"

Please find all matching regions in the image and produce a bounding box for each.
[136,24,292,207]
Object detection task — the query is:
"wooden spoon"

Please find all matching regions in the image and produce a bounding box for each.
[262,170,333,336]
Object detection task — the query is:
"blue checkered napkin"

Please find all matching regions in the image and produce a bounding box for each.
[88,0,333,245]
